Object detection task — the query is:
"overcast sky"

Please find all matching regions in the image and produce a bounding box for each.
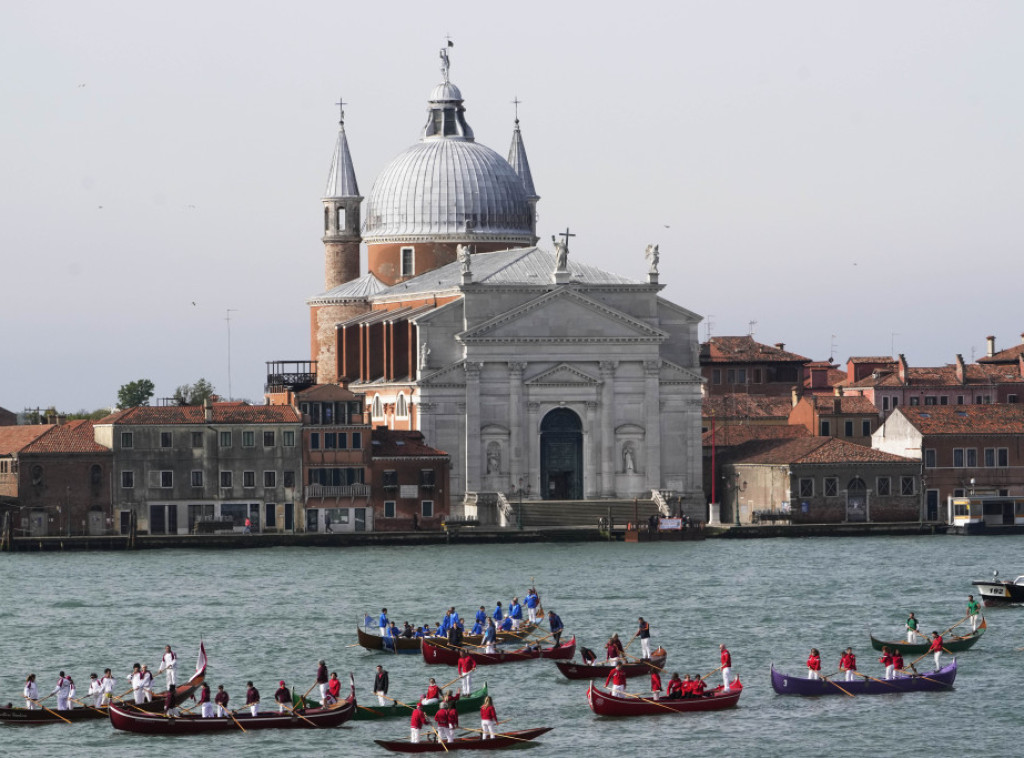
[3,1,1022,412]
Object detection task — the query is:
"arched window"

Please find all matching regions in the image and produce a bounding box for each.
[372,395,384,419]
[324,206,330,232]
[336,207,345,231]
[396,393,408,418]
[90,464,102,485]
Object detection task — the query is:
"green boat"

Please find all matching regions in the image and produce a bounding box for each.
[869,617,986,654]
[294,683,489,720]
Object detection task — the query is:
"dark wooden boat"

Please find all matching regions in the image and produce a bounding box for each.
[355,621,542,654]
[869,618,986,653]
[973,573,1024,606]
[108,681,355,734]
[421,637,576,666]
[555,648,667,680]
[296,683,489,720]
[586,679,742,716]
[374,727,553,752]
[770,660,957,696]
[0,669,206,725]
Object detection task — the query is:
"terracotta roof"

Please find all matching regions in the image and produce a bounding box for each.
[803,368,848,389]
[0,425,53,455]
[371,429,448,458]
[703,394,794,420]
[979,342,1024,364]
[97,404,301,425]
[730,436,916,465]
[846,364,1024,389]
[848,356,896,364]
[799,395,878,415]
[895,405,1024,435]
[702,424,810,447]
[21,420,107,454]
[296,384,364,401]
[700,336,809,364]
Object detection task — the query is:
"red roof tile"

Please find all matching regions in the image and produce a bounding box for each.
[702,424,810,447]
[371,429,448,458]
[0,425,53,455]
[703,394,794,420]
[848,356,896,364]
[296,384,364,401]
[896,405,1024,435]
[847,364,1024,389]
[700,336,810,364]
[97,404,301,425]
[730,436,915,465]
[800,395,878,415]
[21,420,107,454]
[979,342,1024,364]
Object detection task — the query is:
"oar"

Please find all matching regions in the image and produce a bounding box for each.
[441,673,466,690]
[381,693,418,710]
[430,724,449,752]
[854,671,898,690]
[31,700,72,724]
[622,632,639,654]
[621,688,688,714]
[700,664,724,681]
[459,724,533,743]
[821,676,856,698]
[941,615,969,635]
[69,696,107,715]
[283,702,320,728]
[621,650,667,671]
[296,681,318,708]
[909,650,931,667]
[898,667,947,687]
[222,706,248,733]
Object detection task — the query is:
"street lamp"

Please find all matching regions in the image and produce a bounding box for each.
[509,477,530,531]
[732,473,746,526]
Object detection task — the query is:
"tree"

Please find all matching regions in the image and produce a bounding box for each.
[117,379,155,409]
[173,378,216,406]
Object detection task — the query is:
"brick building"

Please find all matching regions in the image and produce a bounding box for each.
[873,405,1024,520]
[788,390,879,444]
[722,436,921,524]
[700,336,809,397]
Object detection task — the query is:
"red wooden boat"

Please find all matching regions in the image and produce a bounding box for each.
[374,727,553,752]
[0,645,208,725]
[107,679,355,734]
[586,679,743,716]
[555,647,667,680]
[421,637,576,666]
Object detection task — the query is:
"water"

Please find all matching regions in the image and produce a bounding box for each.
[1,535,1022,757]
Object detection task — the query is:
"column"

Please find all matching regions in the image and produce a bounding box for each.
[599,361,617,497]
[527,401,540,496]
[644,359,662,491]
[585,401,599,498]
[508,362,527,482]
[464,362,483,494]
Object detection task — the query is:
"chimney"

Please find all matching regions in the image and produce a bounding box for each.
[791,386,800,408]
[775,343,785,351]
[204,398,213,422]
[1020,332,1024,345]
[56,414,66,426]
[898,354,908,384]
[833,385,841,397]
[46,413,57,425]
[955,353,966,385]
[987,335,996,357]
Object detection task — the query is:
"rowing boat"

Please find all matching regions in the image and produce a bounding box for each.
[421,637,576,666]
[374,727,553,752]
[869,618,986,654]
[297,683,489,720]
[770,660,957,695]
[354,622,543,654]
[0,647,208,725]
[108,678,355,734]
[555,648,667,680]
[586,679,742,716]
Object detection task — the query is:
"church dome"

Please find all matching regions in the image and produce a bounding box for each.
[363,77,536,245]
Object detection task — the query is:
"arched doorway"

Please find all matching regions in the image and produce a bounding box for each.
[846,477,867,522]
[540,408,583,500]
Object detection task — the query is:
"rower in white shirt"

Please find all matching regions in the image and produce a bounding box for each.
[51,671,74,710]
[158,645,178,687]
[23,674,38,710]
[140,664,154,702]
[88,673,103,707]
[99,669,115,706]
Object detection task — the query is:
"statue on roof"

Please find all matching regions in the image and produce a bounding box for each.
[457,243,472,275]
[645,243,660,274]
[552,235,568,272]
[440,44,451,83]
[419,342,431,371]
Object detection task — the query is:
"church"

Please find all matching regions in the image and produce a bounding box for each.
[304,48,706,520]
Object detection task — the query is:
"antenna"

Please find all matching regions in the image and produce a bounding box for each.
[748,320,757,338]
[890,332,899,358]
[705,315,714,342]
[829,334,838,362]
[226,309,237,401]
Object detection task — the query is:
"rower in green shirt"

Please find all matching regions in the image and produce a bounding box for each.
[966,595,981,632]
[905,612,922,643]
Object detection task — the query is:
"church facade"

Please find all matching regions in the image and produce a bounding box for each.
[304,51,706,517]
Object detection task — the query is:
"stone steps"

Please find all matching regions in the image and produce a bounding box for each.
[516,499,662,528]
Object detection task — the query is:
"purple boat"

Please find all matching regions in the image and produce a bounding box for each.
[770,659,957,696]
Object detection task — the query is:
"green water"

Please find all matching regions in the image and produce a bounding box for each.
[1,536,1022,757]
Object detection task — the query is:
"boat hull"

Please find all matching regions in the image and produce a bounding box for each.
[0,672,206,725]
[770,660,956,695]
[374,726,553,752]
[556,649,667,680]
[869,618,986,653]
[298,684,489,720]
[973,579,1024,606]
[355,622,542,653]
[107,699,355,733]
[421,637,576,666]
[586,680,742,716]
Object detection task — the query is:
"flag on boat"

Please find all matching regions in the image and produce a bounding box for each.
[187,641,208,684]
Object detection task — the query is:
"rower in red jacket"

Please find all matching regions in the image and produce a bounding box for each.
[325,672,342,705]
[479,696,497,740]
[410,703,431,744]
[457,650,477,696]
[434,701,451,742]
[604,661,627,696]
[879,646,895,680]
[839,648,857,682]
[650,669,663,700]
[666,672,684,699]
[421,678,441,705]
[891,648,905,675]
[691,675,707,696]
[720,644,733,691]
[928,632,944,670]
[806,648,822,680]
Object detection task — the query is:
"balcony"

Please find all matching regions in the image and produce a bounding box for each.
[265,360,317,394]
[306,483,371,499]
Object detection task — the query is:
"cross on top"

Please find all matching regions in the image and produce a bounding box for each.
[558,227,576,247]
[512,96,521,122]
[336,96,347,124]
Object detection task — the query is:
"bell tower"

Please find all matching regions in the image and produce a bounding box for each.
[322,98,362,289]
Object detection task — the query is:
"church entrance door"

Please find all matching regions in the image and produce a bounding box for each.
[540,408,583,500]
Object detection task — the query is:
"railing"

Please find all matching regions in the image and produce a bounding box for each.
[651,489,672,517]
[306,483,371,499]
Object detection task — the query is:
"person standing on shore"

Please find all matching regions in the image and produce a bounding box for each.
[720,644,733,691]
[966,595,981,632]
[373,664,389,706]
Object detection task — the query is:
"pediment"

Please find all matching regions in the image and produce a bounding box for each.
[459,288,667,344]
[418,360,466,387]
[525,363,600,386]
[660,360,704,384]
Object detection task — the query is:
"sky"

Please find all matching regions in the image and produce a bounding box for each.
[3,1,1023,412]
